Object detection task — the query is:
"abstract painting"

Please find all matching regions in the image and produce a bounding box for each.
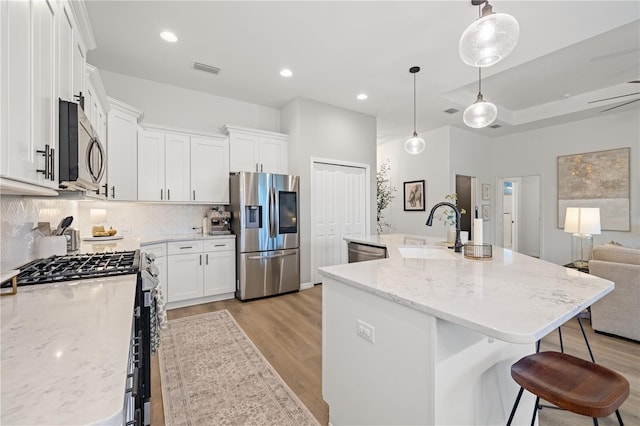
[558,147,630,231]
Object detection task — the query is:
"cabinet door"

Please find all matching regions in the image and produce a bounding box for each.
[106,108,138,200]
[259,136,287,174]
[191,136,229,203]
[203,251,235,296]
[229,132,259,172]
[71,27,85,101]
[137,130,165,201]
[32,0,57,188]
[57,2,73,101]
[164,133,190,202]
[1,0,32,182]
[167,253,203,302]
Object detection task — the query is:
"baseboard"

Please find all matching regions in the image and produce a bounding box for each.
[300,282,314,290]
[166,292,234,310]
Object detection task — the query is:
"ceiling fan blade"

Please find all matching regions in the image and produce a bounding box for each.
[600,98,640,113]
[589,92,640,104]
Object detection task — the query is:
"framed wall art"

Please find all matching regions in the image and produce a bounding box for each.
[403,180,425,211]
[482,204,491,221]
[557,147,630,231]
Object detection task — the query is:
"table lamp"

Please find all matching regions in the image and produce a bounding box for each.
[564,207,601,268]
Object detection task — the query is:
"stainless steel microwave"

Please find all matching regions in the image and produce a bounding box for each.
[59,99,105,192]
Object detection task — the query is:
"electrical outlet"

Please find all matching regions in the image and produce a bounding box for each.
[356,319,375,343]
[119,228,131,235]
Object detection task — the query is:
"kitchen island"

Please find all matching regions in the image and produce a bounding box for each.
[319,234,614,425]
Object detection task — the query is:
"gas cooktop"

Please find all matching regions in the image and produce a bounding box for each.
[4,250,140,287]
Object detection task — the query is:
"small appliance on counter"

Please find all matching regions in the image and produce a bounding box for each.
[63,228,80,253]
[207,208,232,235]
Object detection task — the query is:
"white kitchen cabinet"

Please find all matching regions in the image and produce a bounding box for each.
[0,0,58,190]
[223,125,288,174]
[141,123,230,204]
[203,239,235,296]
[84,64,109,143]
[107,98,142,201]
[167,241,204,303]
[142,242,167,300]
[138,130,190,202]
[57,0,92,104]
[191,136,229,203]
[166,238,235,307]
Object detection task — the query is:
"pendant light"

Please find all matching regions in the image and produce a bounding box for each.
[463,67,497,128]
[459,0,519,68]
[405,66,425,155]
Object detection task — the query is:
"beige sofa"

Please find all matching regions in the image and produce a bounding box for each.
[588,244,640,341]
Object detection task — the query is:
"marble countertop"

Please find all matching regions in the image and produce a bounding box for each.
[77,232,235,253]
[320,234,614,344]
[1,275,137,425]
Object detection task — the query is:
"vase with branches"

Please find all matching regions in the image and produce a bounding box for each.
[377,159,396,234]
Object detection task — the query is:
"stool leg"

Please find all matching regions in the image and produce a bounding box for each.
[530,396,540,426]
[577,317,596,362]
[615,408,624,425]
[506,387,524,426]
[593,417,599,426]
[558,326,564,353]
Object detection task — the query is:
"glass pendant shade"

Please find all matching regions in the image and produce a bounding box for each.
[463,94,497,128]
[459,11,520,67]
[405,133,426,155]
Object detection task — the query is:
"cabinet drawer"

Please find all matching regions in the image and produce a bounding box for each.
[204,238,235,252]
[142,242,166,257]
[168,240,203,255]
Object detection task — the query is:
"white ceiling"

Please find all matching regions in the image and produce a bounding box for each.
[84,1,640,142]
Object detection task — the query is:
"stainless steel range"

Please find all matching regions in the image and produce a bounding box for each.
[4,250,158,426]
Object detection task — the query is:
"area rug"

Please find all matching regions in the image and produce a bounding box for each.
[158,309,320,426]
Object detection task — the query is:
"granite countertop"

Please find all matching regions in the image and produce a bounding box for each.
[320,234,614,344]
[0,275,137,425]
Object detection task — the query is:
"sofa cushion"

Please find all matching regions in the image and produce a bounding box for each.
[592,244,640,266]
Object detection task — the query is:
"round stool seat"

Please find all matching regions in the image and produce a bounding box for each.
[511,351,630,418]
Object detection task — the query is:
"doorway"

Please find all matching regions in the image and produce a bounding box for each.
[498,176,541,258]
[310,159,369,284]
[455,174,477,241]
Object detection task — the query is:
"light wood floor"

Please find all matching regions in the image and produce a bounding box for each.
[152,285,639,425]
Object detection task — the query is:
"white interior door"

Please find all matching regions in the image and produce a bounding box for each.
[311,162,367,284]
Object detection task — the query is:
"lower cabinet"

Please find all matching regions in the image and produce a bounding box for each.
[141,242,167,299]
[166,238,235,307]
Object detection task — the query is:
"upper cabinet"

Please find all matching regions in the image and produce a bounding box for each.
[1,0,58,190]
[84,64,109,145]
[139,123,230,204]
[223,125,288,175]
[107,98,143,201]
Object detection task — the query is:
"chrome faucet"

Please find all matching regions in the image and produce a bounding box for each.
[426,202,463,253]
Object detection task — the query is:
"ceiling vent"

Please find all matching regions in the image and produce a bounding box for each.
[444,108,459,114]
[193,61,220,75]
[489,124,502,129]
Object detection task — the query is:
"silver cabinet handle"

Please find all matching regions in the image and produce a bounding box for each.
[199,254,202,265]
[214,244,225,247]
[179,246,193,249]
[36,144,50,178]
[193,190,196,200]
[167,188,170,200]
[206,253,209,264]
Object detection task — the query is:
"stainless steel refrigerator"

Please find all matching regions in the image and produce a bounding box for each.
[229,172,300,300]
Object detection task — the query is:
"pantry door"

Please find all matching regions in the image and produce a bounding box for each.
[311,160,369,284]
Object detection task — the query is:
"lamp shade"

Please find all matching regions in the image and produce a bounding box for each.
[564,207,601,235]
[405,135,426,155]
[463,96,497,128]
[459,12,520,67]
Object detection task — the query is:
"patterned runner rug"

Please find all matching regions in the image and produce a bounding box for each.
[159,309,320,426]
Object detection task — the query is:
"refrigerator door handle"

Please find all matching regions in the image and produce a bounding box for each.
[247,252,296,261]
[269,187,277,238]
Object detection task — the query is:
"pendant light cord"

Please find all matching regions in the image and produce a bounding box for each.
[413,72,417,134]
[478,67,482,94]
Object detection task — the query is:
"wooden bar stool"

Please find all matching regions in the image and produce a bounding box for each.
[506,351,630,425]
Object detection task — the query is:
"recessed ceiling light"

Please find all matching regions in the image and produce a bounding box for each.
[160,31,178,43]
[280,69,293,77]
[357,93,368,100]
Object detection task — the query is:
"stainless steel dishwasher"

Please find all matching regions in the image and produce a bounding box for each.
[347,241,387,263]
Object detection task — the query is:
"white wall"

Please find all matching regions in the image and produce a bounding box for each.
[281,97,377,285]
[491,109,640,264]
[377,126,494,241]
[99,70,280,133]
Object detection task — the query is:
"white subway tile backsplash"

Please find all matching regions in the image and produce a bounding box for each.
[1,195,216,270]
